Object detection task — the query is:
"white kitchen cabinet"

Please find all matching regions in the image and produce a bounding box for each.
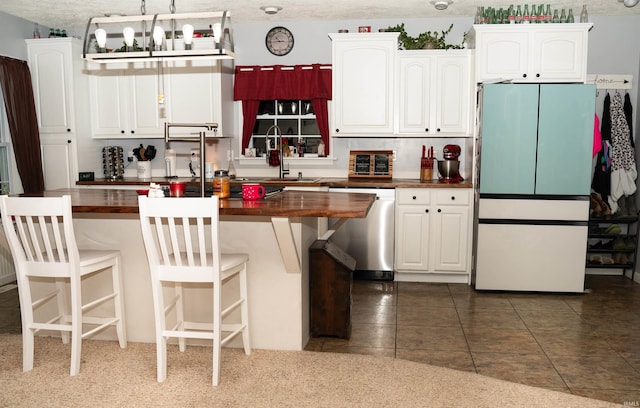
[471,23,592,83]
[26,38,83,190]
[40,138,75,189]
[395,188,471,283]
[329,32,398,136]
[397,50,473,136]
[164,59,231,137]
[88,63,165,138]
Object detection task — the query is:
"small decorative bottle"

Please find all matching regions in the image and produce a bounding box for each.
[552,9,560,23]
[580,5,588,23]
[560,8,567,23]
[567,9,575,23]
[33,24,40,39]
[523,4,530,23]
[515,5,523,23]
[545,4,552,22]
[475,6,483,24]
[508,6,516,24]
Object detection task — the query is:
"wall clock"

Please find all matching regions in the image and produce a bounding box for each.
[265,26,294,56]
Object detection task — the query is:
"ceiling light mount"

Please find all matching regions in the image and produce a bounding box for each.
[431,0,453,10]
[260,6,283,15]
[618,0,640,7]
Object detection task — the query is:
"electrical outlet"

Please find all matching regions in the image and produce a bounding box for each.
[127,151,134,162]
[392,150,397,161]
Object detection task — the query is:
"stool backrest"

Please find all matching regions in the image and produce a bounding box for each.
[0,195,79,278]
[138,196,221,283]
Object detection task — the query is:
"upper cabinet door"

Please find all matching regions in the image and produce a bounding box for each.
[88,64,164,138]
[535,84,595,195]
[26,39,76,134]
[397,53,433,134]
[330,33,398,136]
[475,31,530,82]
[433,53,473,135]
[479,84,539,195]
[472,24,592,83]
[396,50,473,137]
[531,30,589,83]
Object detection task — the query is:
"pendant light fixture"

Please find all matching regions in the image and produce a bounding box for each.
[82,0,234,63]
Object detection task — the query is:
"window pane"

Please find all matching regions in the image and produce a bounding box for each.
[301,100,314,115]
[301,119,319,135]
[258,101,276,115]
[279,119,298,136]
[253,118,276,135]
[278,100,298,115]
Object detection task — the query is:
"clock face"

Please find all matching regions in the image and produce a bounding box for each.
[265,26,294,56]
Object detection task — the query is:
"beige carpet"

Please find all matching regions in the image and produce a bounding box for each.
[0,334,618,407]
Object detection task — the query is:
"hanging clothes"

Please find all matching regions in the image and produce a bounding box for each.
[608,91,637,213]
[592,93,612,200]
[624,92,634,147]
[593,114,602,157]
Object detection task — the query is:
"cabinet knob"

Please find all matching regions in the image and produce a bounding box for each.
[438,209,442,213]
[451,196,455,201]
[536,73,541,78]
[120,130,125,134]
[436,128,441,132]
[522,73,527,78]
[67,140,72,144]
[66,128,71,132]
[425,128,429,132]
[412,196,417,200]
[425,209,429,213]
[335,129,340,133]
[130,130,135,134]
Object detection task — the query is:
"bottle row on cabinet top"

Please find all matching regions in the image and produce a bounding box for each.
[474,4,588,24]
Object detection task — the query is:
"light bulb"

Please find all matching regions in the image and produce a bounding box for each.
[153,26,165,51]
[212,23,222,43]
[182,24,194,50]
[123,27,135,51]
[95,28,107,52]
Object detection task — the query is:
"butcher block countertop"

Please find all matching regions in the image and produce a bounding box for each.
[77,177,473,189]
[21,188,375,218]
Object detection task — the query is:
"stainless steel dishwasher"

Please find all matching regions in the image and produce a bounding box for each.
[328,188,395,280]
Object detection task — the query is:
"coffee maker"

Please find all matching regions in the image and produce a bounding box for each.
[438,144,463,183]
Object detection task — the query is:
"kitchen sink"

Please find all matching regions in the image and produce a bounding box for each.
[263,177,321,182]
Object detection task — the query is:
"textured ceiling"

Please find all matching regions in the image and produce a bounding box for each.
[1,0,639,37]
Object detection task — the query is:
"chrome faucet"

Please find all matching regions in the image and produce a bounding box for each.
[265,125,290,179]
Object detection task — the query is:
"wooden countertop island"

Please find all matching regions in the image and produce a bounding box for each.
[18,188,375,352]
[25,188,376,218]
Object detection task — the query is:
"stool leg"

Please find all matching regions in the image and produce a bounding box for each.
[69,278,82,376]
[212,280,222,386]
[55,279,70,344]
[176,283,186,352]
[111,256,127,348]
[239,264,251,355]
[152,279,168,383]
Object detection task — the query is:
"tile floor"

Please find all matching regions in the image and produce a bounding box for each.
[305,275,640,406]
[1,276,639,405]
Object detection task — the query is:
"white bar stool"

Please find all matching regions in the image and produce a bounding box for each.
[138,196,251,386]
[0,195,127,376]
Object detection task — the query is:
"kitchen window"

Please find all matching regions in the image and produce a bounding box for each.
[250,99,321,156]
[233,64,332,158]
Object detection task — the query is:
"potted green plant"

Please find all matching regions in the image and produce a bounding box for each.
[385,23,464,50]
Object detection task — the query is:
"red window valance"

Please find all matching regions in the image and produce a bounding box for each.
[233,64,332,153]
[233,64,332,101]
